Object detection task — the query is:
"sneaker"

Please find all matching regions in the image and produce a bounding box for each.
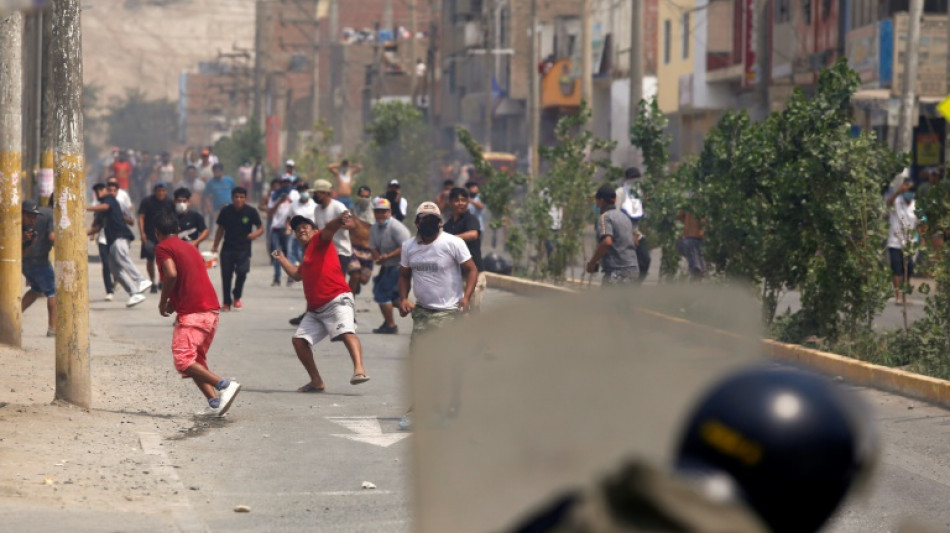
[233,300,243,310]
[135,279,153,294]
[126,293,146,308]
[221,304,231,312]
[104,293,114,302]
[373,324,398,334]
[46,328,55,338]
[194,406,221,418]
[216,380,242,416]
[286,279,294,287]
[271,280,280,287]
[289,313,305,326]
[150,284,158,294]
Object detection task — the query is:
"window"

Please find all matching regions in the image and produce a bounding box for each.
[663,19,671,64]
[802,0,812,25]
[682,13,690,59]
[776,0,791,23]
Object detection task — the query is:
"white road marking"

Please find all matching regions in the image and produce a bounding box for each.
[326,416,411,448]
[138,432,208,533]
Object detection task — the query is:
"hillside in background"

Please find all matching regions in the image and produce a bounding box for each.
[82,0,256,102]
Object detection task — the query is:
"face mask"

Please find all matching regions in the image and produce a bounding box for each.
[418,217,440,238]
[377,217,391,227]
[300,193,310,202]
[903,192,915,202]
[175,202,188,214]
[356,197,370,206]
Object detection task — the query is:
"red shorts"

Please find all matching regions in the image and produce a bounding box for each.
[172,311,219,376]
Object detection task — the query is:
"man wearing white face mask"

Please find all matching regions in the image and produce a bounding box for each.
[174,187,209,247]
[289,183,317,266]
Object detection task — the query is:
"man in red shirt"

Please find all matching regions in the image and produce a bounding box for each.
[110,150,134,192]
[154,211,241,417]
[273,213,370,392]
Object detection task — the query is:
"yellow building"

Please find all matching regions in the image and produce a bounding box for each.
[656,0,695,115]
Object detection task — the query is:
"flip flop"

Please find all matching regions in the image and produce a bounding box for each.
[350,373,370,385]
[297,383,326,393]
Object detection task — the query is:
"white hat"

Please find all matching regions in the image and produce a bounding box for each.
[285,159,295,167]
[416,201,441,217]
[312,179,332,193]
[372,197,392,210]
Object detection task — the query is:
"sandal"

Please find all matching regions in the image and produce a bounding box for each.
[297,383,326,393]
[350,373,370,385]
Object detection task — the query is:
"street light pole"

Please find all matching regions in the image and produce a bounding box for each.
[897,0,923,155]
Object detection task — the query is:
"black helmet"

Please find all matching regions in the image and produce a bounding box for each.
[675,366,877,533]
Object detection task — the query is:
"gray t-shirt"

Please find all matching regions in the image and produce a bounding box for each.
[596,206,638,273]
[370,218,412,267]
[23,207,54,268]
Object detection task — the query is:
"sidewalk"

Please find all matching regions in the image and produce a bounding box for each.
[0,257,206,530]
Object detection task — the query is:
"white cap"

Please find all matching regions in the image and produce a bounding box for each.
[416,201,441,217]
[285,159,295,167]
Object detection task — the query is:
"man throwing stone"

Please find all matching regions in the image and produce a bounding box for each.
[273,213,370,392]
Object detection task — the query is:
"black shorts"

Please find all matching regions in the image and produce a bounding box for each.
[888,247,914,278]
[140,239,157,260]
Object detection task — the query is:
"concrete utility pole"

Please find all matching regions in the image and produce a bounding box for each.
[756,0,770,120]
[629,0,644,165]
[581,0,593,108]
[409,0,417,105]
[253,0,264,124]
[310,0,320,128]
[40,7,53,202]
[483,0,493,150]
[528,0,540,181]
[0,10,23,348]
[897,0,923,154]
[427,0,438,131]
[49,0,90,408]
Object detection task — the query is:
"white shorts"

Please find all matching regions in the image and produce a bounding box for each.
[293,293,356,345]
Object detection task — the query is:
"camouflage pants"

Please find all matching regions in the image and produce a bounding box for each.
[410,306,460,353]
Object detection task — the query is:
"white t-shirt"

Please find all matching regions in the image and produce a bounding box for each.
[887,196,918,250]
[314,198,352,256]
[617,181,644,219]
[291,198,317,223]
[400,232,472,310]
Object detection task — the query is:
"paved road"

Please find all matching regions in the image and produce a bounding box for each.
[8,237,948,532]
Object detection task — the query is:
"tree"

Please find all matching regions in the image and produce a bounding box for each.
[363,101,437,207]
[213,121,265,175]
[104,88,178,152]
[289,119,335,185]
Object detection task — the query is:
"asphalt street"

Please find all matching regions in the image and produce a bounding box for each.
[4,237,949,532]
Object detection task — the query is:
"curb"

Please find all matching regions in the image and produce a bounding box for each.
[485,273,950,409]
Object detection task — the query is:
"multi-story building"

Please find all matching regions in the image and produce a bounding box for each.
[179,61,254,150]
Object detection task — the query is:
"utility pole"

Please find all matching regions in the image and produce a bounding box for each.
[629,0,644,164]
[483,0,494,150]
[253,0,264,125]
[755,0,770,120]
[897,0,923,155]
[528,0,540,181]
[581,0,593,107]
[49,0,90,408]
[427,0,438,132]
[0,9,23,348]
[409,0,417,105]
[310,0,320,129]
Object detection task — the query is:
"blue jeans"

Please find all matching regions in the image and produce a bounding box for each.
[270,230,288,282]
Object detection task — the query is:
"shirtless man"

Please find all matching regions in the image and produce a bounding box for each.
[327,159,363,210]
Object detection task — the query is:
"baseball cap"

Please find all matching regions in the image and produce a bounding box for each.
[416,201,441,218]
[388,179,401,188]
[289,215,315,230]
[285,159,296,167]
[200,149,210,156]
[625,167,642,179]
[595,184,617,201]
[154,182,167,190]
[312,179,332,193]
[22,199,40,214]
[372,197,392,211]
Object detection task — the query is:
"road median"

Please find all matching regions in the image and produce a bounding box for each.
[485,273,950,409]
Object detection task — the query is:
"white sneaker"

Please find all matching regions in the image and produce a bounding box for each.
[216,380,242,416]
[135,279,153,294]
[126,293,146,307]
[104,293,114,302]
[194,406,221,418]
